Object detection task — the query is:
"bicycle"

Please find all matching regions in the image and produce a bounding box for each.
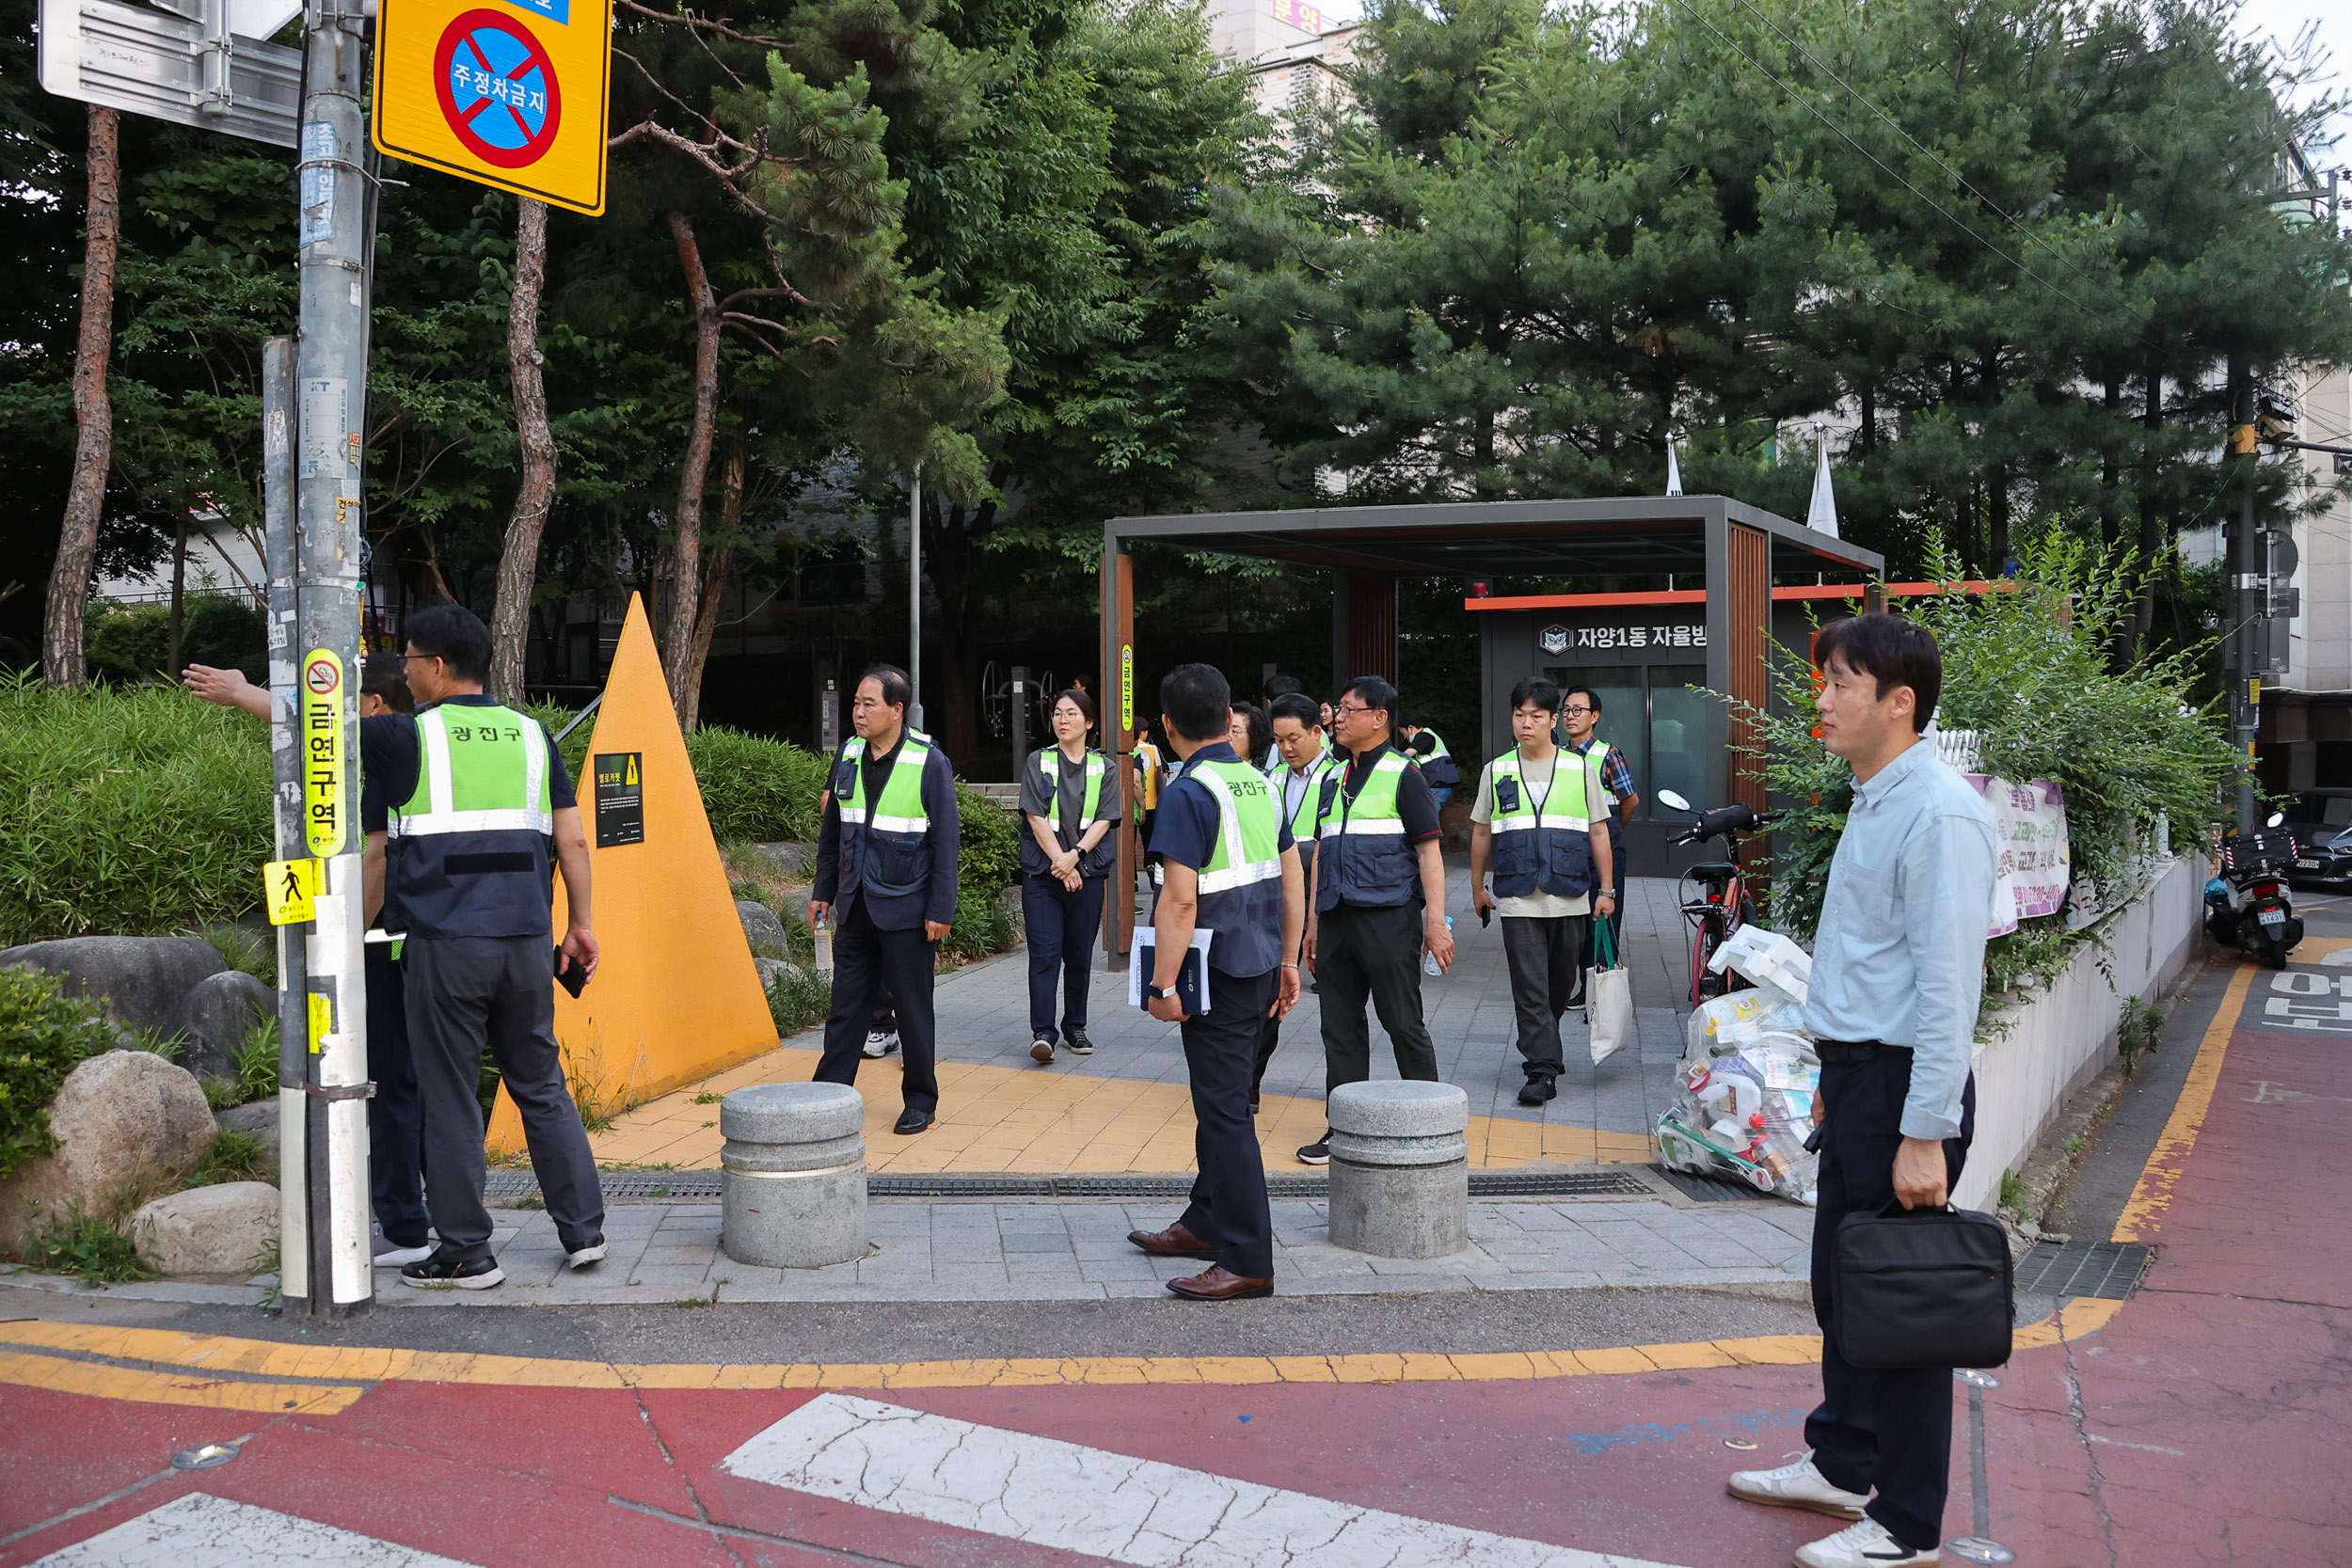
[1656,788,1779,1010]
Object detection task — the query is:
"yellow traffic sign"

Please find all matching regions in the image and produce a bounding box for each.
[301,647,347,857]
[263,857,321,926]
[373,0,611,215]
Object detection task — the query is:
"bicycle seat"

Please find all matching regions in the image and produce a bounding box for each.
[1685,861,1740,883]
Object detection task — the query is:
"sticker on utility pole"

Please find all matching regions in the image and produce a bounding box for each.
[302,649,346,856]
[299,379,349,478]
[263,857,321,926]
[309,990,333,1053]
[298,120,337,246]
[594,751,644,847]
[373,0,612,215]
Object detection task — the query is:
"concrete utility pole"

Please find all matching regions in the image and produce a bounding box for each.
[2229,369,2259,833]
[278,0,374,1317]
[908,466,924,733]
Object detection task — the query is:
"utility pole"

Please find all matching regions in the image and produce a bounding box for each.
[2228,367,2259,834]
[908,466,924,733]
[279,0,374,1317]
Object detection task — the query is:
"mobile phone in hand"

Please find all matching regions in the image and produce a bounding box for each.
[555,946,588,998]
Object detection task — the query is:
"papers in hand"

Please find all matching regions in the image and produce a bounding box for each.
[1129,927,1214,1015]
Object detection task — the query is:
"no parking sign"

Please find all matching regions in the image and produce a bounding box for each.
[374,0,609,214]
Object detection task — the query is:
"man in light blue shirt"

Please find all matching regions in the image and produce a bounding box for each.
[1726,613,1996,1568]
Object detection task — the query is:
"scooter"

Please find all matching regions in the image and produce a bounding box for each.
[2205,813,2304,970]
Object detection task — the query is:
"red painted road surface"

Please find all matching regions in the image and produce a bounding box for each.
[6,962,2348,1567]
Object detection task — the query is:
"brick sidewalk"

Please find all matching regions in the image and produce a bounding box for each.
[589,866,1698,1176]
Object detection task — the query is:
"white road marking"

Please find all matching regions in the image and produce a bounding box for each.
[29,1494,478,1568]
[722,1392,1698,1568]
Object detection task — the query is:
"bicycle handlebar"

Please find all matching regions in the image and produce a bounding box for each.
[1669,802,1779,847]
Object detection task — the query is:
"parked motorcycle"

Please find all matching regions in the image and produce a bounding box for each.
[2205,814,2304,970]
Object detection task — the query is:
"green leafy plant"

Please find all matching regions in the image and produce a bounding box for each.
[2117,996,2164,1077]
[693,1091,722,1104]
[1999,1170,2028,1213]
[729,878,770,906]
[197,922,277,988]
[0,965,115,1181]
[119,1025,183,1060]
[185,1127,268,1186]
[21,1207,156,1286]
[766,965,833,1040]
[231,1017,280,1103]
[200,1074,245,1112]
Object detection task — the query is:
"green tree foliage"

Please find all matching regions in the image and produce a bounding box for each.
[0,963,115,1182]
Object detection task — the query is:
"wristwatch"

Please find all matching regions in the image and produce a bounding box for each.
[1148,982,1179,1000]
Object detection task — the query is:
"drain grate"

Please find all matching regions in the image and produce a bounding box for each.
[1652,1166,1775,1204]
[487,1167,1659,1204]
[2011,1240,2153,1301]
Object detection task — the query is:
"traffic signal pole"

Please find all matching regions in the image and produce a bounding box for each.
[276,0,375,1317]
[2229,372,2258,834]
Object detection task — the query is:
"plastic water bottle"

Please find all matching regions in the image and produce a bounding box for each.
[1424,915,1455,976]
[811,911,834,976]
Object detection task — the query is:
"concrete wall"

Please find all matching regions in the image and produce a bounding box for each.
[1953,854,2200,1212]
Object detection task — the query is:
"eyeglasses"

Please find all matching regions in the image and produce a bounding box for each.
[1334,703,1375,717]
[1560,705,1595,715]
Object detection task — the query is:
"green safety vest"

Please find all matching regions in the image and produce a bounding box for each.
[1278,752,1341,844]
[386,701,556,939]
[1180,756,1285,975]
[1315,749,1418,911]
[1575,736,1626,833]
[1027,746,1111,879]
[1487,748,1597,900]
[836,730,938,900]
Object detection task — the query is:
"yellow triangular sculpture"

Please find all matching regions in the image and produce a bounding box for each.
[485,594,777,1155]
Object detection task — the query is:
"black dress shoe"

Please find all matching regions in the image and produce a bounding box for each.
[893,1107,934,1134]
[1518,1076,1558,1106]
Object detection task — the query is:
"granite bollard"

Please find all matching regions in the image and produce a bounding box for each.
[720,1082,867,1268]
[1326,1080,1470,1259]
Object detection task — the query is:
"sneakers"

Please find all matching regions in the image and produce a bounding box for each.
[565,1239,607,1270]
[1064,1027,1094,1055]
[1726,1451,1869,1520]
[1793,1518,1940,1567]
[863,1030,899,1059]
[400,1247,504,1291]
[1295,1133,1331,1166]
[372,1235,435,1269]
[1030,1034,1056,1062]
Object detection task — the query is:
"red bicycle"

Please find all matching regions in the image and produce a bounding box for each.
[1656,788,1778,1009]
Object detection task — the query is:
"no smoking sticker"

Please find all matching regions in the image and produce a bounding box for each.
[435,9,561,167]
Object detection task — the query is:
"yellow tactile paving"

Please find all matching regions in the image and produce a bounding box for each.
[586,1045,1655,1175]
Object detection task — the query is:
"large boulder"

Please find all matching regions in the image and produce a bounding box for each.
[132,1181,278,1276]
[0,936,227,1041]
[214,1101,282,1171]
[738,899,790,958]
[752,842,815,877]
[0,1050,215,1256]
[170,970,275,1084]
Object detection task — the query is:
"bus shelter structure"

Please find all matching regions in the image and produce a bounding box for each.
[1096,497,1884,965]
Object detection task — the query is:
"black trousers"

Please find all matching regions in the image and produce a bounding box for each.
[816,900,940,1113]
[364,942,428,1248]
[1250,1011,1281,1101]
[1806,1050,1977,1552]
[1314,901,1438,1098]
[405,935,605,1261]
[1500,912,1588,1081]
[1022,873,1105,1041]
[1178,966,1279,1279]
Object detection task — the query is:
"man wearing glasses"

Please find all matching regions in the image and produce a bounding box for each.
[1295,675,1454,1165]
[1561,685,1638,961]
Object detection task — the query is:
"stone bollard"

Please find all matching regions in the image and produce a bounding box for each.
[720,1082,867,1268]
[1326,1081,1470,1259]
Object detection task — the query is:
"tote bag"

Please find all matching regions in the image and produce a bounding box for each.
[1585,916,1633,1065]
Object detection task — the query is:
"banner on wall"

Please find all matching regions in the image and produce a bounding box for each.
[1966,775,2070,937]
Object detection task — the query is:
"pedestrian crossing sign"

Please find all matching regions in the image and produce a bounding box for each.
[373,0,612,215]
[263,856,320,926]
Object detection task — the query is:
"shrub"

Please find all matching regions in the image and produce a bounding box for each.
[689,726,828,842]
[0,673,273,945]
[86,594,266,687]
[766,964,832,1038]
[0,966,114,1180]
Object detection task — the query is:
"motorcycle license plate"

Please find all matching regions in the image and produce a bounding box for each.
[2296,860,2321,871]
[2257,907,2287,927]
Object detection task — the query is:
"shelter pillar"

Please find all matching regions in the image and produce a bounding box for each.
[1338,570,1398,685]
[1102,539,1136,968]
[1725,523,1770,816]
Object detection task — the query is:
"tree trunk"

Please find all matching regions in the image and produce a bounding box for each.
[680,435,744,734]
[664,211,721,725]
[2132,368,2164,656]
[167,515,187,674]
[43,105,120,689]
[490,198,557,704]
[1983,352,2009,571]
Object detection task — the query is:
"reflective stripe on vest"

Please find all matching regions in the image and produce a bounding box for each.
[385,703,557,940]
[1280,753,1339,842]
[1031,747,1107,825]
[1487,748,1597,900]
[388,705,553,839]
[1181,758,1286,975]
[1417,728,1452,763]
[1316,751,1418,909]
[839,732,933,835]
[1577,738,1620,809]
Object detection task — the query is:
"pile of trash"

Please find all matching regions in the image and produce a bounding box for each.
[1654,926,1822,1205]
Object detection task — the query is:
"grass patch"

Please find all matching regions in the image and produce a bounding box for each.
[184,1127,269,1186]
[197,922,276,987]
[693,1091,722,1104]
[119,1024,183,1060]
[22,1208,155,1286]
[512,1194,545,1211]
[767,965,833,1040]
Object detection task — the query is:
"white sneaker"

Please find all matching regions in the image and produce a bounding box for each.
[565,1241,607,1270]
[1726,1451,1869,1520]
[863,1030,898,1059]
[372,1237,435,1269]
[1030,1035,1056,1062]
[1793,1517,1940,1567]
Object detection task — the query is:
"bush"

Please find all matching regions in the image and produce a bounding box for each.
[689,726,829,842]
[0,964,114,1180]
[0,673,273,945]
[86,594,267,687]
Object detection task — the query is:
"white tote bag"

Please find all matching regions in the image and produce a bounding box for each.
[1585,916,1633,1065]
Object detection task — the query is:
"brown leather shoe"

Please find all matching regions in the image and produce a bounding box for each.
[1167,1265,1273,1301]
[1127,1223,1217,1259]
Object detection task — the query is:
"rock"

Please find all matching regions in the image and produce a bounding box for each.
[215,1101,282,1172]
[738,900,790,958]
[752,842,815,877]
[170,970,274,1084]
[776,886,814,931]
[0,935,227,1040]
[0,1050,216,1257]
[754,957,804,994]
[131,1181,278,1276]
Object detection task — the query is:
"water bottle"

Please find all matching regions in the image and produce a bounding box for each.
[811,911,834,976]
[1424,915,1455,976]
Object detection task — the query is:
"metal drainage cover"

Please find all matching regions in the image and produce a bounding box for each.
[1652,1166,1775,1204]
[491,1168,1658,1203]
[2011,1240,2153,1301]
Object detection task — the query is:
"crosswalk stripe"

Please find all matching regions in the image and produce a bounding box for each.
[722,1392,1700,1568]
[28,1494,477,1568]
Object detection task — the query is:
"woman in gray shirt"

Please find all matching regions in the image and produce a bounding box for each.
[1020,689,1120,1063]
